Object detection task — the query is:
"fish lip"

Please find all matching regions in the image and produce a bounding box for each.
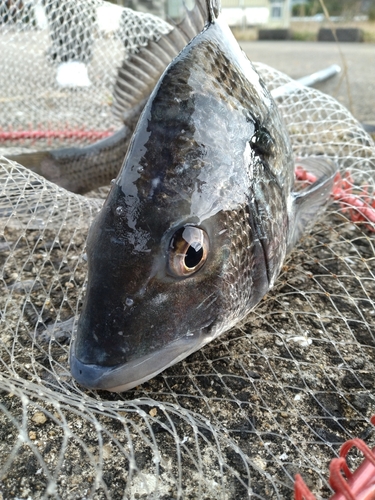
[69,334,206,392]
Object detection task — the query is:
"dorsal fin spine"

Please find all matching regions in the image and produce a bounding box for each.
[206,0,221,23]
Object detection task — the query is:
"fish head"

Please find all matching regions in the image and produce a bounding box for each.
[71,180,234,391]
[70,19,293,392]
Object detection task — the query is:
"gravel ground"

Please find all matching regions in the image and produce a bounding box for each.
[1,25,375,500]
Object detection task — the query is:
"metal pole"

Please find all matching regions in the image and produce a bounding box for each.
[271,64,341,99]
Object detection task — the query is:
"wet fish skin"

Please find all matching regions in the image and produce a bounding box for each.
[70,3,334,392]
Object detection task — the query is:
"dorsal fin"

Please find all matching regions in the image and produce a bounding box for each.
[207,0,221,22]
[112,0,218,122]
[8,0,221,194]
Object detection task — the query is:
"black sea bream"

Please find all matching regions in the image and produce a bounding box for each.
[70,0,336,391]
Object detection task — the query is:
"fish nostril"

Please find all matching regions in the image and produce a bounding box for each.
[125,297,134,307]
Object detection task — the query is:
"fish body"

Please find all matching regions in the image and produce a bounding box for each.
[70,0,335,391]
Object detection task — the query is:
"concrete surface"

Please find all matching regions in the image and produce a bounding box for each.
[240,41,375,125]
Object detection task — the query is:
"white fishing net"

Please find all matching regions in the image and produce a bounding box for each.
[1,1,375,499]
[0,0,170,151]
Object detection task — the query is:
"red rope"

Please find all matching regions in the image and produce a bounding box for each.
[0,128,115,141]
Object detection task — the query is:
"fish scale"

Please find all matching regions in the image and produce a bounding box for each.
[223,207,255,313]
[70,0,337,392]
[185,34,294,196]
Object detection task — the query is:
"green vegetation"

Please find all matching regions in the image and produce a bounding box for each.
[292,0,375,18]
[291,30,316,41]
[288,17,375,43]
[364,27,375,41]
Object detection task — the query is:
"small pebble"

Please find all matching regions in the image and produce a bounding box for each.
[32,411,47,425]
[29,431,37,440]
[149,408,157,417]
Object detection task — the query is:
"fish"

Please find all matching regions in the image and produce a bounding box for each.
[6,3,208,194]
[69,0,337,392]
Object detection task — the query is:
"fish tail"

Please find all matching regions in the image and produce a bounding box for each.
[6,126,130,194]
[287,156,338,253]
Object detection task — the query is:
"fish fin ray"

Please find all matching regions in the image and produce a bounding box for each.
[112,1,212,122]
[288,156,338,253]
[207,0,221,22]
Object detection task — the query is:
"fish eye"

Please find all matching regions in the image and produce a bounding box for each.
[168,226,209,277]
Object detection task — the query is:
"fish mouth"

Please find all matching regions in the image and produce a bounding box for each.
[69,334,207,392]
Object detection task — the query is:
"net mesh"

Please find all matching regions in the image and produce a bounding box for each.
[1,1,375,499]
[0,0,170,152]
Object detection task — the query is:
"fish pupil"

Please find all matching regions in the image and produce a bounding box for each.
[185,245,203,269]
[168,226,209,277]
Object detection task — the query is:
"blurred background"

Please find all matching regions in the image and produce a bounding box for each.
[101,0,375,42]
[2,0,375,39]
[96,0,375,129]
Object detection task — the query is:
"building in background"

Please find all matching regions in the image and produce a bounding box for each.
[112,0,166,19]
[110,0,292,27]
[211,0,291,28]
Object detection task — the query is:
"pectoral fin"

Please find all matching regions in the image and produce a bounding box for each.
[287,157,338,253]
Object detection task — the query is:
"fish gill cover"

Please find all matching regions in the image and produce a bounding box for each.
[0,0,375,499]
